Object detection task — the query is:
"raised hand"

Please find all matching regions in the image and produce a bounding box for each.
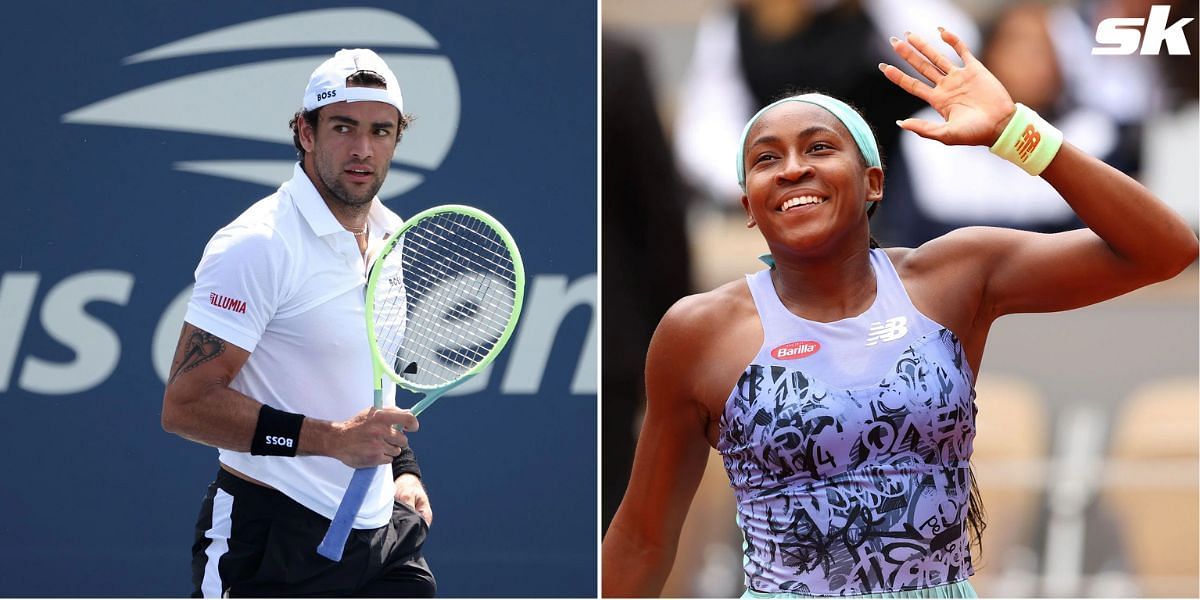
[879,28,1016,147]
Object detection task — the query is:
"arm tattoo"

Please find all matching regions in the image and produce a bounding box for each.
[168,328,226,384]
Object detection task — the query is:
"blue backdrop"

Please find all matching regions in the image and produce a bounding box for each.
[0,2,596,596]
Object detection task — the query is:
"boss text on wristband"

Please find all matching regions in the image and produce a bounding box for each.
[250,405,305,457]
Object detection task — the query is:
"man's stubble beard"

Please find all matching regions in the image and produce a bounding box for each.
[314,152,387,208]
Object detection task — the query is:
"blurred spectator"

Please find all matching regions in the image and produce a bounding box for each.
[1050,0,1194,178]
[673,0,979,208]
[1146,0,1198,110]
[601,34,694,532]
[1067,0,1197,119]
[1133,0,1199,230]
[887,2,1123,247]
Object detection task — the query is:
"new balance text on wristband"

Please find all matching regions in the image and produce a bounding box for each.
[392,446,422,479]
[988,103,1064,176]
[250,405,305,457]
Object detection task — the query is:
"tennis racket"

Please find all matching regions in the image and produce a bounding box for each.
[317,204,525,561]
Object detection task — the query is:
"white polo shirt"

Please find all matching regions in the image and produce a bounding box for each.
[185,163,404,529]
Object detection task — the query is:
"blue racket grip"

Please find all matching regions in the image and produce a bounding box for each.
[317,467,374,561]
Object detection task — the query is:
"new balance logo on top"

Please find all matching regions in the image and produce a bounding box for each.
[866,317,908,346]
[1093,4,1194,56]
[1014,125,1041,162]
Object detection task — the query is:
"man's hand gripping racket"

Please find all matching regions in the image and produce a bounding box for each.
[317,205,525,561]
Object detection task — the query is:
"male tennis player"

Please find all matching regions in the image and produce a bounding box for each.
[162,48,435,597]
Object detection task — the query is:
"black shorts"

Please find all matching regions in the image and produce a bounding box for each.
[191,467,435,597]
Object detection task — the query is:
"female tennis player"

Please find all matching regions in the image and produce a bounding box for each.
[601,27,1197,598]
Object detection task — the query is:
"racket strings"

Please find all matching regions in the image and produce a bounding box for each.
[410,220,517,278]
[395,275,514,380]
[400,275,511,368]
[400,233,516,294]
[372,212,518,387]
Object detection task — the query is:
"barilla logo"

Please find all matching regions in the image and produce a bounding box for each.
[771,340,821,360]
[209,292,248,314]
[1014,124,1040,162]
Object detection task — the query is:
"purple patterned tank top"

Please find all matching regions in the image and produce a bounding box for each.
[718,249,977,595]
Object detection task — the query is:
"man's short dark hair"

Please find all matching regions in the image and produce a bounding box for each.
[288,70,414,160]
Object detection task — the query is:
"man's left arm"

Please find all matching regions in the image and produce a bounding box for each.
[393,447,432,525]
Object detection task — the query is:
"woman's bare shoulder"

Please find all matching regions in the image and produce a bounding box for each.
[885,227,1011,276]
[658,277,756,338]
[649,276,762,427]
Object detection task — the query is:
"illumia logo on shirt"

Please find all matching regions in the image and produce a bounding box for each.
[209,292,248,314]
[866,317,908,346]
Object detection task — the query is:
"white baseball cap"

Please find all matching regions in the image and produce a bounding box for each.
[302,48,404,114]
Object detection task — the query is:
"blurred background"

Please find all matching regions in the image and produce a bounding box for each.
[602,0,1198,597]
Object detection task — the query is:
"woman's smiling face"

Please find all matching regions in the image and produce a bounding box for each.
[740,101,883,258]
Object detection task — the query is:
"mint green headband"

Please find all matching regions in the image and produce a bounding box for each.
[736,93,881,193]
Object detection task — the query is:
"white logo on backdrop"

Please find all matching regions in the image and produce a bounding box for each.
[61,7,461,199]
[0,8,595,397]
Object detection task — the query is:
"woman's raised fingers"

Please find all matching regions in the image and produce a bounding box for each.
[904,31,959,76]
[878,62,935,104]
[889,35,946,85]
[939,27,979,65]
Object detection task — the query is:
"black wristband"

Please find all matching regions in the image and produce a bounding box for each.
[250,405,305,457]
[392,445,422,479]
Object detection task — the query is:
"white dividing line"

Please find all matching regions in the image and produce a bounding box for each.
[1041,405,1107,597]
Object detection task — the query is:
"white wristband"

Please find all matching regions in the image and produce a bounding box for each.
[988,103,1064,176]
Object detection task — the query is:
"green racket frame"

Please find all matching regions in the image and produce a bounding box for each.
[364,204,526,414]
[318,204,524,562]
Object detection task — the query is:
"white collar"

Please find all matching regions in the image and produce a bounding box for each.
[283,163,404,238]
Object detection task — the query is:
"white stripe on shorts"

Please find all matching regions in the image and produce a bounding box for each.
[201,489,234,598]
